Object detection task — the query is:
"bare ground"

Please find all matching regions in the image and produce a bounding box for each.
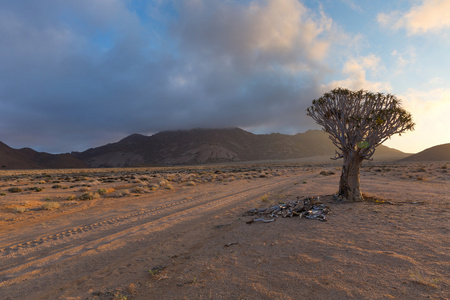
[0,162,449,299]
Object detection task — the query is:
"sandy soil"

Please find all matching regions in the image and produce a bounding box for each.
[0,162,448,300]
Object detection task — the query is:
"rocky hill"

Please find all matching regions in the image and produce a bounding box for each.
[0,142,86,169]
[401,143,450,161]
[73,128,409,167]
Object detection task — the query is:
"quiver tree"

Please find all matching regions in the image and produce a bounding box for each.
[307,88,415,201]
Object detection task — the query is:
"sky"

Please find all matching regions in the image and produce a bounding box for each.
[0,0,449,154]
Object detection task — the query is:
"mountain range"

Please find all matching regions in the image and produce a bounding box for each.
[71,128,409,167]
[0,128,447,169]
[0,141,86,169]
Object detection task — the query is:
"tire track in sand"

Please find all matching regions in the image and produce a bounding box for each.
[0,176,298,286]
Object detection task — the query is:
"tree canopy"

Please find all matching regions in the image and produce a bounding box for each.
[307,88,415,161]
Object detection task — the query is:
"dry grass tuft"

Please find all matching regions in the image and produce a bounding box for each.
[79,192,100,201]
[13,207,28,213]
[41,202,61,210]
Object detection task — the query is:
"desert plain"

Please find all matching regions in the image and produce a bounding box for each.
[0,161,448,300]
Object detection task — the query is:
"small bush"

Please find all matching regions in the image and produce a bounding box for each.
[41,202,61,210]
[112,190,131,198]
[97,188,108,195]
[320,170,335,176]
[417,176,428,181]
[14,207,27,213]
[131,186,147,194]
[185,181,196,187]
[8,187,22,193]
[52,184,63,189]
[260,194,269,202]
[26,187,44,192]
[164,184,173,190]
[121,189,131,196]
[148,183,159,191]
[79,192,99,201]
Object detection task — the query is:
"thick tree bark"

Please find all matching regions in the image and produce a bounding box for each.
[339,152,364,201]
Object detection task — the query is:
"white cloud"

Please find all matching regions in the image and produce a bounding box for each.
[340,0,362,12]
[390,47,417,73]
[325,54,391,92]
[377,0,450,35]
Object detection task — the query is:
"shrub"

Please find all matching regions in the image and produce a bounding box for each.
[159,180,168,186]
[121,189,131,196]
[97,188,108,195]
[111,189,131,198]
[41,202,61,210]
[8,187,22,193]
[26,187,44,192]
[131,186,147,194]
[320,171,335,176]
[14,207,27,213]
[79,192,99,201]
[260,194,269,202]
[185,181,196,187]
[148,184,159,191]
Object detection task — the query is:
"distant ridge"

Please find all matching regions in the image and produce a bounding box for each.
[0,128,416,169]
[0,142,86,170]
[72,128,409,167]
[401,143,450,161]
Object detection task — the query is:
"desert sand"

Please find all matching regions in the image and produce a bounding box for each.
[0,162,448,299]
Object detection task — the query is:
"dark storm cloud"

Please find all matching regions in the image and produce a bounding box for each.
[0,0,334,153]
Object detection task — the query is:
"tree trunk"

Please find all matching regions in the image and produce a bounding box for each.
[339,152,364,201]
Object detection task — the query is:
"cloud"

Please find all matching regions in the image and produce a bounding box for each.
[340,0,362,12]
[378,0,450,35]
[172,0,333,72]
[0,0,338,153]
[389,47,417,75]
[325,54,391,92]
